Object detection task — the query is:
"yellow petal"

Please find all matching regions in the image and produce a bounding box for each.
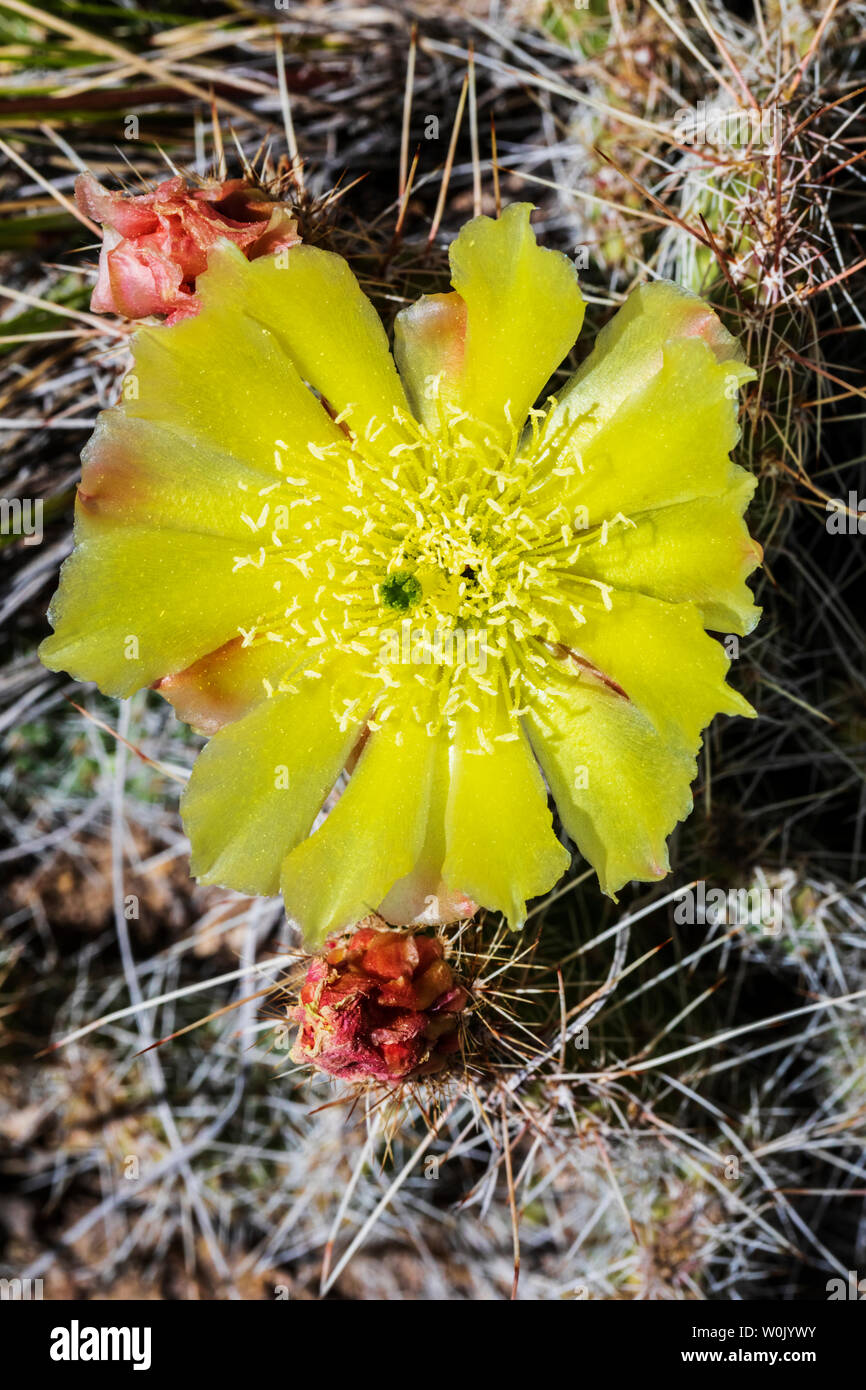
[377,733,476,925]
[76,410,298,541]
[566,340,752,523]
[280,717,440,946]
[570,475,762,636]
[535,281,754,522]
[526,669,696,897]
[443,202,584,436]
[443,711,569,929]
[196,239,408,445]
[39,514,285,697]
[544,278,747,455]
[128,277,345,474]
[182,667,368,897]
[555,590,754,752]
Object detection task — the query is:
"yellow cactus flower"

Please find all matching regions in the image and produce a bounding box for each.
[40,203,761,944]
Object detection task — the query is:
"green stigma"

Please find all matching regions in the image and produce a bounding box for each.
[381,569,423,612]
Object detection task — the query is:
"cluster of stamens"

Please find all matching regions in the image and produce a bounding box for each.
[229,395,633,747]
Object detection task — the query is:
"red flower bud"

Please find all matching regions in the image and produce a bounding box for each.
[291,927,468,1083]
